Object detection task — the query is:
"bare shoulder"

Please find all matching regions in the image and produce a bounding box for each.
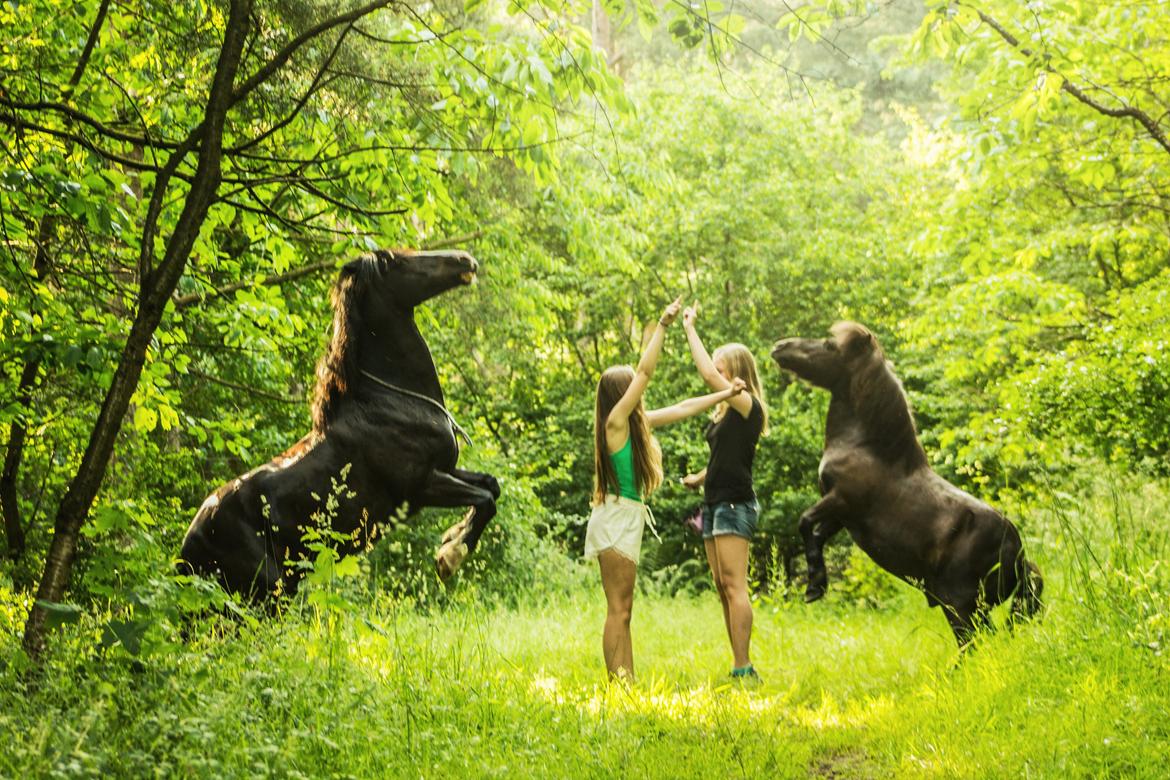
[604,414,630,453]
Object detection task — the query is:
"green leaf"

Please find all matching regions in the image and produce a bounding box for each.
[134,406,159,433]
[62,344,84,368]
[101,619,150,656]
[334,556,361,578]
[35,600,83,631]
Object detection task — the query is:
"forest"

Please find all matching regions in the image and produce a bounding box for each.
[1,0,1168,776]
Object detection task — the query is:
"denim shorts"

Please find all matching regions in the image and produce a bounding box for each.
[701,499,759,540]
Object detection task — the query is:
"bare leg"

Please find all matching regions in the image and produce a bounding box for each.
[598,549,637,681]
[704,539,732,645]
[714,535,753,669]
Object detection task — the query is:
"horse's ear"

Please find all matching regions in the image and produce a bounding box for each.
[834,322,877,357]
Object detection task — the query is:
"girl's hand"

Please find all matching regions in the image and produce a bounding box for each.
[681,473,703,491]
[728,377,747,396]
[660,295,682,326]
[682,303,698,328]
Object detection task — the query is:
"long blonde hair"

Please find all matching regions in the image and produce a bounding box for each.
[712,343,770,434]
[593,366,663,504]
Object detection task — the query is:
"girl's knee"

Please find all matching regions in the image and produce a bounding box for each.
[719,576,749,602]
[608,605,633,625]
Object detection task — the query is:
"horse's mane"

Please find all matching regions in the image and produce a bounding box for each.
[832,322,928,468]
[310,249,413,434]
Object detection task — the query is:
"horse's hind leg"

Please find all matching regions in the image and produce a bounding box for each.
[799,494,846,602]
[941,596,983,649]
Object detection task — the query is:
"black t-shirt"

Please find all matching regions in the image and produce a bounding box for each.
[704,395,763,505]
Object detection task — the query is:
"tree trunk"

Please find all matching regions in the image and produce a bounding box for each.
[1,359,39,562]
[1,213,58,565]
[591,0,613,60]
[21,0,255,659]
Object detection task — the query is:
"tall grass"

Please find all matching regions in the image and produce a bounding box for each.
[1,470,1167,778]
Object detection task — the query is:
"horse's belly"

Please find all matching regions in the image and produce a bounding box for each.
[845,502,937,581]
[847,531,921,579]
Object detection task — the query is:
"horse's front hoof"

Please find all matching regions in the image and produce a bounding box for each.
[803,588,826,603]
[441,509,474,544]
[435,540,469,581]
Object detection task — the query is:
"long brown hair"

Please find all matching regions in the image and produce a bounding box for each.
[711,343,770,434]
[593,366,663,504]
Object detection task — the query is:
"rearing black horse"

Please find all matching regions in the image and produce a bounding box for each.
[771,322,1042,645]
[179,248,499,598]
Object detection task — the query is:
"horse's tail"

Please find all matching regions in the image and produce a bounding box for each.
[1011,556,1044,621]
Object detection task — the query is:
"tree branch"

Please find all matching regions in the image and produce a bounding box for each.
[0,113,176,175]
[230,0,396,109]
[0,96,180,150]
[186,368,303,404]
[172,230,485,309]
[64,0,112,94]
[230,19,355,154]
[969,5,1170,156]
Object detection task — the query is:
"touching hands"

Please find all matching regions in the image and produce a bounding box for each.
[728,377,747,396]
[659,296,683,327]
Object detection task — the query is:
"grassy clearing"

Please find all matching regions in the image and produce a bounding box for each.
[2,474,1167,779]
[2,586,1165,779]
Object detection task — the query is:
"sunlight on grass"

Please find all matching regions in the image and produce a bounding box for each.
[3,476,1168,778]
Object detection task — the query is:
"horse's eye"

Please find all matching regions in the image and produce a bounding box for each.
[824,339,837,351]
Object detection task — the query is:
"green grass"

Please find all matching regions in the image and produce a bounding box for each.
[2,472,1168,778]
[2,584,1166,779]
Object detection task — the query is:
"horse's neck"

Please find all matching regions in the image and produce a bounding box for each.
[360,311,444,404]
[829,381,927,467]
[825,393,859,443]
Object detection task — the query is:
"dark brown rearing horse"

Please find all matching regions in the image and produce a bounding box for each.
[179,248,498,599]
[771,322,1042,645]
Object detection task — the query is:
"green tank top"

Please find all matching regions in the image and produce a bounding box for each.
[610,437,641,501]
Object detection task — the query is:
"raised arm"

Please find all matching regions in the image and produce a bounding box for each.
[646,378,747,428]
[682,303,753,418]
[682,303,726,391]
[607,297,682,436]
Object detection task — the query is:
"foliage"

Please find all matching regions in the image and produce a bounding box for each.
[2,468,1169,777]
[0,0,626,647]
[0,0,1169,772]
[0,0,1167,698]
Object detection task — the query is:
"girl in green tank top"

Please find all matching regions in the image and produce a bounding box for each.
[609,437,640,501]
[587,296,749,682]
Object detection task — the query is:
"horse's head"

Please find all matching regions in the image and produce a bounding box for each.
[770,321,878,390]
[311,247,479,434]
[346,248,479,310]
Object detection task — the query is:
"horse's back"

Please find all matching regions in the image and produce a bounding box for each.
[920,470,1025,604]
[180,447,322,594]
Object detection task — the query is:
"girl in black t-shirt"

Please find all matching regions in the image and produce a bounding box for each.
[681,303,769,683]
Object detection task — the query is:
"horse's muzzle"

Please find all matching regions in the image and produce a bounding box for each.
[771,338,796,365]
[460,257,479,285]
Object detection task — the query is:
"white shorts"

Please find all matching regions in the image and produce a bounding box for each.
[584,495,655,564]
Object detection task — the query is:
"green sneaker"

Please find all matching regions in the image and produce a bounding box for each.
[730,664,761,685]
